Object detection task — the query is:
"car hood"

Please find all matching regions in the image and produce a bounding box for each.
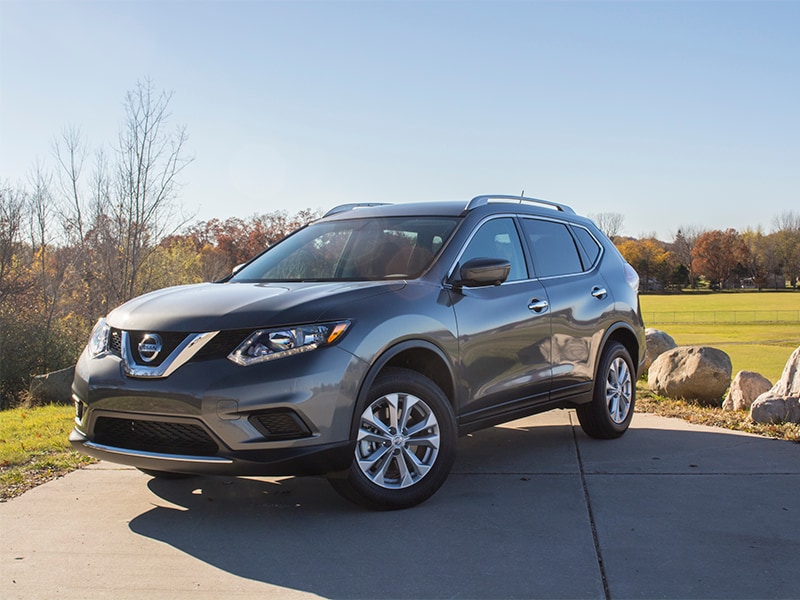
[106,280,406,331]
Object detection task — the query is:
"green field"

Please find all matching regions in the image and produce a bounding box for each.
[640,291,800,383]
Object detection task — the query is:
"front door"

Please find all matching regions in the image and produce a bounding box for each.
[450,217,552,424]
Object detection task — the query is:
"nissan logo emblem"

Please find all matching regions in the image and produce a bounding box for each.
[138,333,163,363]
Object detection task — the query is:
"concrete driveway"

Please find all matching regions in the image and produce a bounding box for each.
[2,410,798,599]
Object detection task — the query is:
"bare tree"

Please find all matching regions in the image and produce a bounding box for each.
[773,210,800,232]
[27,164,75,370]
[0,182,30,303]
[110,78,193,303]
[53,126,89,249]
[589,212,624,239]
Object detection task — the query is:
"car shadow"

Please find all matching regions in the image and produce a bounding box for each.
[127,421,800,599]
[128,423,599,599]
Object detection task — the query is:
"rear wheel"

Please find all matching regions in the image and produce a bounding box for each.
[329,368,456,510]
[577,341,635,439]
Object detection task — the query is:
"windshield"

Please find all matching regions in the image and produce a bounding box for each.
[231,216,460,282]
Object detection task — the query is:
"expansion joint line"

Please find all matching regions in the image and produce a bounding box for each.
[570,413,611,600]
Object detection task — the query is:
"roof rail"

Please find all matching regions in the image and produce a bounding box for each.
[466,194,575,214]
[323,203,392,217]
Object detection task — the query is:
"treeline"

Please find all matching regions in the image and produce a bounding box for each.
[611,221,800,292]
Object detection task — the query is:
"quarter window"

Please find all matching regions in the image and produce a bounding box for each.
[571,226,602,269]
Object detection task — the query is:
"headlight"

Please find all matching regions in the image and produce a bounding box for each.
[88,318,110,357]
[228,321,351,366]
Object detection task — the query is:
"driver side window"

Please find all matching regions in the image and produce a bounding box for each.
[460,218,528,282]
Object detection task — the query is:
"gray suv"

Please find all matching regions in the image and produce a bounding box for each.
[71,195,645,509]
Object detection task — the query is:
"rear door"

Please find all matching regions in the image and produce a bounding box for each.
[519,218,613,403]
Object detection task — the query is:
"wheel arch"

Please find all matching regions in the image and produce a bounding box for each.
[599,322,643,379]
[355,340,457,415]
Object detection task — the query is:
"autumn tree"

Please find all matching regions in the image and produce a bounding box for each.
[615,237,674,291]
[187,209,320,280]
[692,229,748,289]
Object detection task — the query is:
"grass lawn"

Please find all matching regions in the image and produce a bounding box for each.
[0,404,95,501]
[641,289,798,312]
[640,291,800,383]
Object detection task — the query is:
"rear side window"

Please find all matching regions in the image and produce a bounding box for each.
[521,219,583,277]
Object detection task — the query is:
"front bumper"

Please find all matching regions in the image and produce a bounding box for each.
[69,427,354,476]
[71,344,366,476]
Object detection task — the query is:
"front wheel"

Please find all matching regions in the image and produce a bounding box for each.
[328,368,456,510]
[577,341,635,439]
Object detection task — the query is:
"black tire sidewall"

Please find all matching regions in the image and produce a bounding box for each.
[336,367,456,510]
[579,341,635,439]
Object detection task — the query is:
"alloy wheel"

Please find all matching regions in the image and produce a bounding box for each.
[355,392,441,489]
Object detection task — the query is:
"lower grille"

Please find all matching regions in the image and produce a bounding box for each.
[93,417,219,456]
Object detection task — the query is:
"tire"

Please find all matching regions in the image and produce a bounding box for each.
[137,468,192,480]
[328,367,457,510]
[577,341,635,439]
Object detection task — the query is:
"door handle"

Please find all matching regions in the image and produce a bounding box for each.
[528,299,549,313]
[591,286,608,299]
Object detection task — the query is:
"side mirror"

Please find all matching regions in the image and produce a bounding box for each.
[453,257,511,288]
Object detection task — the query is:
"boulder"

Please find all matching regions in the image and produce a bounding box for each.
[722,371,772,411]
[28,366,75,407]
[644,328,677,373]
[750,346,800,424]
[647,346,732,406]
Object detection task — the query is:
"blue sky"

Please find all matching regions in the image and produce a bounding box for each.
[1,0,798,240]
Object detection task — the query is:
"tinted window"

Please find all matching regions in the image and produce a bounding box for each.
[522,219,583,277]
[572,226,602,269]
[459,218,527,282]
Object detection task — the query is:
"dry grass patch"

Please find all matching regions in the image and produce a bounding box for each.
[636,384,800,443]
